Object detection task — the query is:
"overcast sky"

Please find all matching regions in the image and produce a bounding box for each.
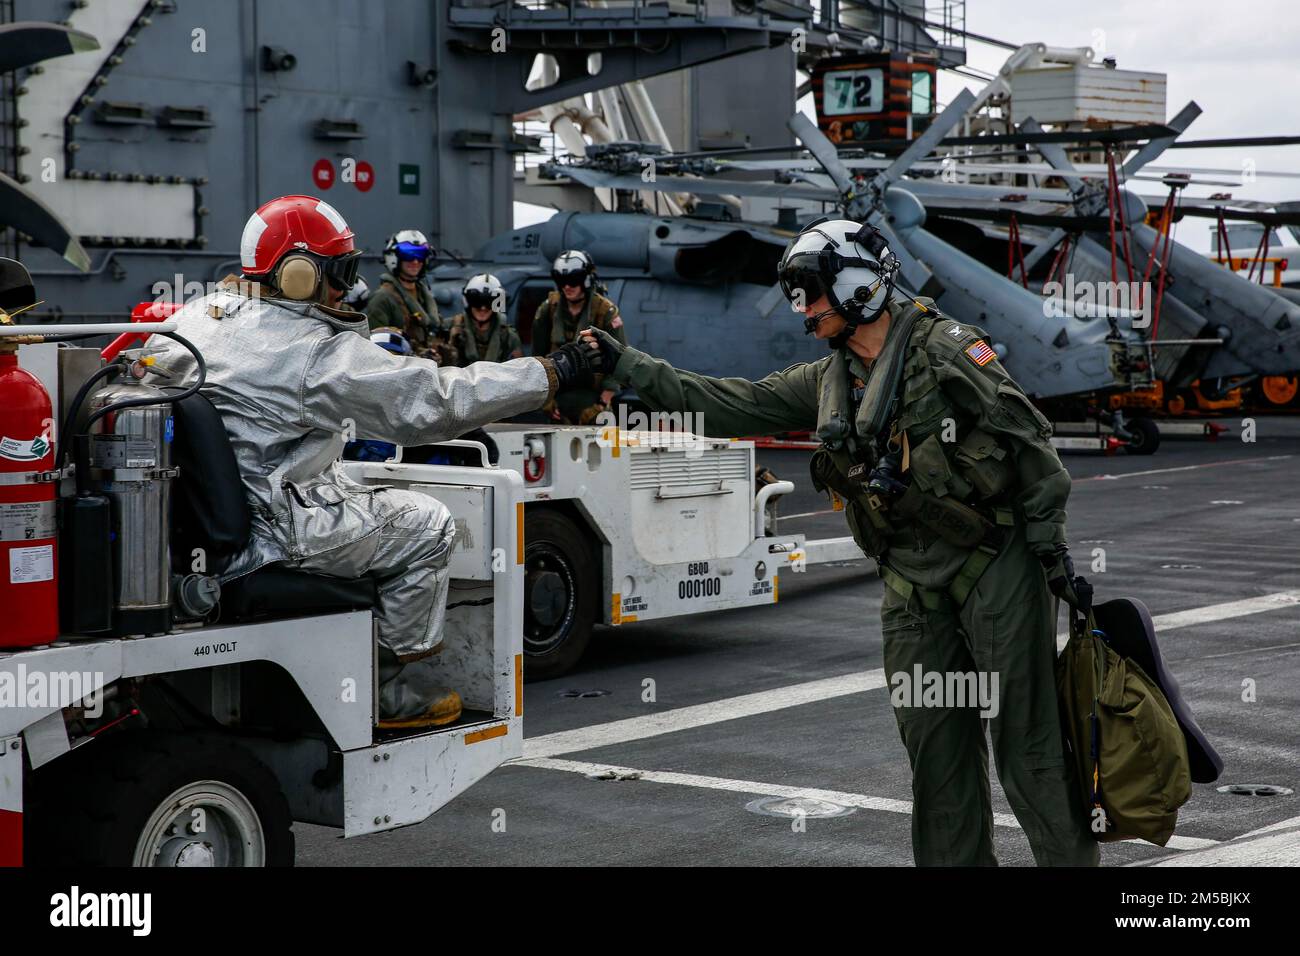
[518,2,1300,250]
[941,0,1300,250]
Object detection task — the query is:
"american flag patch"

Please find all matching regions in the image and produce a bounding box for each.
[964,340,997,367]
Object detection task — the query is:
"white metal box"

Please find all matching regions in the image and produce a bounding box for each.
[1010,65,1166,126]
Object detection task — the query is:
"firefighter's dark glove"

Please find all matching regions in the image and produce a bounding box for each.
[547,339,604,387]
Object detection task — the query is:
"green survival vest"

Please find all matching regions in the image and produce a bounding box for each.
[541,290,616,351]
[807,304,1018,607]
[451,312,514,364]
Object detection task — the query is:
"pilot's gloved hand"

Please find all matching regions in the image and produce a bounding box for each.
[1041,545,1093,612]
[580,326,624,371]
[866,452,909,499]
[547,339,604,387]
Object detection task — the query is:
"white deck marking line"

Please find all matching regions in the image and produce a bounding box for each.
[780,508,838,521]
[1148,591,1300,629]
[1055,590,1300,653]
[523,670,889,760]
[1186,641,1300,661]
[1074,454,1291,483]
[523,592,1300,759]
[517,757,1217,852]
[1130,823,1300,866]
[1235,815,1300,840]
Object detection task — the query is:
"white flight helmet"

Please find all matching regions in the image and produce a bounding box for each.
[778,218,900,343]
[462,273,506,316]
[342,276,371,310]
[383,229,433,277]
[550,249,595,292]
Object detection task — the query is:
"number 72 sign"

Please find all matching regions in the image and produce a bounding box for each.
[822,68,883,116]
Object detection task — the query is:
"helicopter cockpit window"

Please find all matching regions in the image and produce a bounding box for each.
[674,231,785,285]
[911,71,933,115]
[513,280,553,347]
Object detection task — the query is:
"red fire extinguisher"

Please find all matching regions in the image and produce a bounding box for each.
[0,350,59,648]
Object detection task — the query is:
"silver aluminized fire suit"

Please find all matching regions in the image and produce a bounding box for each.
[144,278,555,661]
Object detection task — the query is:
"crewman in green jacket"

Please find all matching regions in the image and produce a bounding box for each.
[366,229,456,366]
[448,273,524,365]
[532,249,626,423]
[583,218,1098,867]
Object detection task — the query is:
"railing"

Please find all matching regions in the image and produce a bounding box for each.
[453,1,817,19]
[451,1,706,15]
[1213,255,1290,288]
[805,0,966,63]
[0,0,19,260]
[514,118,563,178]
[926,0,965,49]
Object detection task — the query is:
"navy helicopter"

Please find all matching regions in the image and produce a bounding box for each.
[908,105,1300,397]
[429,90,1158,447]
[427,205,813,383]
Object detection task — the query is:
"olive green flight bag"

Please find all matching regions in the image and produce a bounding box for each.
[1056,608,1192,847]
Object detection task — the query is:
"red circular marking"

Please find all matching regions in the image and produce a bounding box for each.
[313,159,335,190]
[354,160,374,193]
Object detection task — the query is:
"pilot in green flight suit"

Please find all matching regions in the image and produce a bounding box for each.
[583,219,1098,867]
[367,230,457,366]
[448,273,524,366]
[532,249,626,424]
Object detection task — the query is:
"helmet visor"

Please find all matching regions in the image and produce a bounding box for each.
[464,288,498,309]
[394,241,430,262]
[778,253,829,307]
[552,270,585,288]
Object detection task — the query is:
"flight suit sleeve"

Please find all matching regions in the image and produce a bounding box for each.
[364,291,398,333]
[506,326,524,359]
[610,345,822,437]
[531,302,551,357]
[929,329,1070,556]
[300,330,555,446]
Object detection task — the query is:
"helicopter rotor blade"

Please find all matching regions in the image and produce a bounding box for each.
[0,22,98,73]
[787,113,855,195]
[0,171,90,272]
[554,164,839,203]
[876,88,977,187]
[870,213,940,297]
[1021,117,1086,193]
[1122,101,1202,178]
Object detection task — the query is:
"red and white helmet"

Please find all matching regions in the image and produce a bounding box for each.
[240,195,355,276]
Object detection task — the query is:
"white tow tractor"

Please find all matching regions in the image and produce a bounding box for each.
[382,423,866,679]
[0,317,527,867]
